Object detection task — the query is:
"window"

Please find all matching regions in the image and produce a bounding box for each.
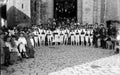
[22,4,24,9]
[34,1,37,11]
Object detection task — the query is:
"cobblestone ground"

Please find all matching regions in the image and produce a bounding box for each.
[49,54,120,75]
[1,46,117,75]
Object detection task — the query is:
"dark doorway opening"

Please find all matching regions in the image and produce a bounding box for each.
[54,0,77,22]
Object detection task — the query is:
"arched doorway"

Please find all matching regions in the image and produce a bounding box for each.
[54,0,77,22]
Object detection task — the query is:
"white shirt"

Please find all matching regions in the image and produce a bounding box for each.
[18,37,27,45]
[5,42,12,52]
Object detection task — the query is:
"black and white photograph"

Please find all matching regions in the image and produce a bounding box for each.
[0,0,120,75]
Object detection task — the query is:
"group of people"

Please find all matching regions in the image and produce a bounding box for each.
[0,19,119,67]
[0,27,35,66]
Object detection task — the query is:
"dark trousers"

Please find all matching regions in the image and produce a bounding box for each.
[93,37,98,47]
[3,47,10,65]
[101,38,106,49]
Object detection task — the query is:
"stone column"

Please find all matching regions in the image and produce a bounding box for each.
[93,0,98,24]
[117,0,120,20]
[100,0,105,23]
[47,0,53,19]
[77,0,83,23]
[96,0,101,24]
[36,0,41,25]
[82,0,94,24]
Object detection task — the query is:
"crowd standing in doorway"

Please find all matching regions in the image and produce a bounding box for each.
[0,18,119,67]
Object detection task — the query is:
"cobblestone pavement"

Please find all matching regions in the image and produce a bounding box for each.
[1,46,117,75]
[49,54,120,75]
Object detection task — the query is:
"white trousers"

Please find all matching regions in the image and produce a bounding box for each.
[60,35,64,42]
[81,35,85,42]
[19,44,26,52]
[85,36,89,43]
[75,35,79,42]
[41,35,45,42]
[30,38,34,47]
[34,37,38,44]
[48,35,52,42]
[71,36,75,42]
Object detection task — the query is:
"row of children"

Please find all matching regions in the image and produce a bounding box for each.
[32,26,93,46]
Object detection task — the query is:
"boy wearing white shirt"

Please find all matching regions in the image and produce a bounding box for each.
[64,29,69,45]
[53,29,59,46]
[60,29,64,45]
[70,30,75,45]
[41,29,46,45]
[75,29,80,45]
[47,29,53,46]
[18,33,28,58]
[33,29,39,47]
[81,29,85,46]
[85,29,89,46]
[90,30,93,46]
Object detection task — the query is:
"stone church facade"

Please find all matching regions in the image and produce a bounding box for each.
[6,0,120,27]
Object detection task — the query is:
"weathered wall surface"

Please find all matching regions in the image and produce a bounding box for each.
[6,0,120,27]
[77,0,82,23]
[7,0,31,27]
[82,0,94,24]
[105,0,120,21]
[31,0,41,25]
[77,0,102,24]
[47,0,53,19]
[7,0,15,26]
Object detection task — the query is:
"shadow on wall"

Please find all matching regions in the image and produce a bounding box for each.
[7,6,31,28]
[0,5,7,20]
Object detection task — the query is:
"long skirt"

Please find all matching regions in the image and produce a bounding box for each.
[26,46,34,58]
[0,48,4,64]
[10,52,18,63]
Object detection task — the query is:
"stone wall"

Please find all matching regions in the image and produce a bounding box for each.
[7,0,31,27]
[77,0,102,24]
[77,0,82,23]
[82,0,94,24]
[14,0,31,25]
[7,0,15,26]
[47,0,53,19]
[105,0,120,21]
[6,0,120,27]
[31,0,41,25]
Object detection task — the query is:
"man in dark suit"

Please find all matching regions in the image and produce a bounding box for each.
[99,24,107,49]
[93,23,100,48]
[108,23,117,49]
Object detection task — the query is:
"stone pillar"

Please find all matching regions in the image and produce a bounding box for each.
[36,0,41,25]
[77,0,83,23]
[47,0,53,19]
[117,0,120,20]
[82,0,94,24]
[97,0,101,24]
[100,0,105,23]
[93,0,98,24]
